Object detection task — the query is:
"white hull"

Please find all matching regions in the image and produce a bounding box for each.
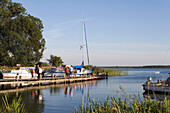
[143,84,170,93]
[2,73,32,79]
[0,67,35,79]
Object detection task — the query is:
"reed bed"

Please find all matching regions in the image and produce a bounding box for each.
[90,66,128,76]
[0,94,25,113]
[75,91,170,113]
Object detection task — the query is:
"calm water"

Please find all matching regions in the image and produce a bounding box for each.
[0,68,170,113]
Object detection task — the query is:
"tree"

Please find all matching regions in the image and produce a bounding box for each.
[47,55,64,67]
[0,0,46,66]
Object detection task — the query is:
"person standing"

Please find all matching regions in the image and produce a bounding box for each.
[35,64,39,79]
[70,65,73,76]
[31,69,35,78]
[35,64,39,74]
[39,66,43,79]
[64,66,68,78]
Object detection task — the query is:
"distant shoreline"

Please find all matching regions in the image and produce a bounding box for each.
[97,65,170,68]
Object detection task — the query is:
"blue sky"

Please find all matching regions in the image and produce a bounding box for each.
[13,0,170,66]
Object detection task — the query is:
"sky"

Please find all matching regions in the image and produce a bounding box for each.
[13,0,170,66]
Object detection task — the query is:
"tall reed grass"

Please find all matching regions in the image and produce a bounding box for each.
[75,90,170,113]
[0,94,25,113]
[90,66,128,76]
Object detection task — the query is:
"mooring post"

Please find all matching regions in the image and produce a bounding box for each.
[106,72,108,79]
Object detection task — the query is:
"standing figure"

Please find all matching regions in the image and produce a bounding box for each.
[39,66,43,79]
[64,66,68,78]
[35,64,39,79]
[70,65,73,76]
[31,69,35,78]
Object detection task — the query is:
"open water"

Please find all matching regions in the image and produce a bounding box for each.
[0,68,170,113]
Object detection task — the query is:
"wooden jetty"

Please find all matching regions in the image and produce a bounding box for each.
[0,75,108,91]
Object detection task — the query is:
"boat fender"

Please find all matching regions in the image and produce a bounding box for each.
[16,76,18,80]
[147,77,152,81]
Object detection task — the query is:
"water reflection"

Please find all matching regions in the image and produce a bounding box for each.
[50,86,61,95]
[64,86,68,97]
[25,89,44,113]
[62,80,98,98]
[143,91,170,100]
[11,80,97,112]
[31,89,43,104]
[0,89,45,113]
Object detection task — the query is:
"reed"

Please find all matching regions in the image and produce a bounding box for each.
[75,91,170,113]
[89,66,128,76]
[0,94,25,113]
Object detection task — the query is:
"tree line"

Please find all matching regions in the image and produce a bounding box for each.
[0,0,64,67]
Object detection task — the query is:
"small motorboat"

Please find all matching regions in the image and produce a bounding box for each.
[142,76,170,93]
[43,68,64,77]
[0,67,35,79]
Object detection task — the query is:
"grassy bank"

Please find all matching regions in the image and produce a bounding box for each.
[90,66,128,76]
[76,91,170,113]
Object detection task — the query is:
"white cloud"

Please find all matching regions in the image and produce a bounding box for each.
[44,29,64,41]
[43,18,83,42]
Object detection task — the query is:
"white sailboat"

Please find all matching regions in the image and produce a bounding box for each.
[73,17,92,76]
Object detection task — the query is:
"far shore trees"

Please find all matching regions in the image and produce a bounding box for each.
[0,0,46,66]
[47,55,64,67]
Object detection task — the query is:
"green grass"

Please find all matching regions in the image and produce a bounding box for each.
[75,91,170,113]
[0,94,25,113]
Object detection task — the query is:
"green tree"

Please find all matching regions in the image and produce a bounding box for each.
[47,55,64,67]
[0,0,46,66]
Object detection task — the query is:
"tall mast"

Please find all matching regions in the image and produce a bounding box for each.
[82,17,85,62]
[84,20,90,65]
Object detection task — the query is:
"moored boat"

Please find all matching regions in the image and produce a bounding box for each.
[73,61,92,76]
[0,67,36,79]
[43,68,64,77]
[70,17,92,77]
[142,76,170,93]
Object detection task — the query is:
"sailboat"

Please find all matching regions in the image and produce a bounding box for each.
[73,17,92,76]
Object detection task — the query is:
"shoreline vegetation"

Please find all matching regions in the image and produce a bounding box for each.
[90,66,128,76]
[76,91,170,113]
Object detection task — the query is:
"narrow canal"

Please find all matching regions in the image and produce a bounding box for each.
[0,68,169,113]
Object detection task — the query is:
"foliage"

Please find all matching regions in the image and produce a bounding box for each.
[47,55,64,67]
[0,93,25,113]
[0,0,46,66]
[75,91,170,113]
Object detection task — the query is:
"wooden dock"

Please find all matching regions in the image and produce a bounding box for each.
[0,75,108,91]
